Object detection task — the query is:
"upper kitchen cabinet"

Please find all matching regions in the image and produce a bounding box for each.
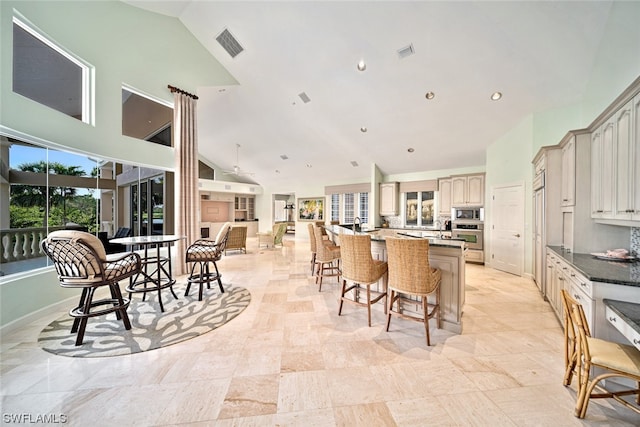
[634,92,640,222]
[438,178,452,216]
[451,174,485,206]
[591,90,640,224]
[380,182,399,216]
[561,136,576,207]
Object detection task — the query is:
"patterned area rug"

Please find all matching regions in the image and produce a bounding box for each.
[38,285,251,358]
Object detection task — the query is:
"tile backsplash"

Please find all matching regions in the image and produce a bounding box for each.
[632,227,640,256]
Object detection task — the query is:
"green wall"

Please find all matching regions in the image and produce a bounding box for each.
[0,0,236,328]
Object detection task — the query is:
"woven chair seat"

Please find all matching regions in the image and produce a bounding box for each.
[185,223,231,301]
[385,237,441,346]
[562,289,640,418]
[313,224,341,291]
[41,230,141,346]
[338,233,388,327]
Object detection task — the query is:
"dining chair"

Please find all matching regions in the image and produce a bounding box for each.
[338,233,388,327]
[385,237,441,346]
[313,224,341,291]
[563,290,640,418]
[561,289,591,386]
[184,222,231,300]
[41,230,141,346]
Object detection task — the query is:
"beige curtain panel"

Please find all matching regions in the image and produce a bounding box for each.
[173,89,199,276]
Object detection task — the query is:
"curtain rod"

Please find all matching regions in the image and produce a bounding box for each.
[167,85,199,100]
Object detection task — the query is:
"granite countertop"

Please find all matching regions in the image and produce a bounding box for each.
[323,225,465,249]
[548,246,640,287]
[603,299,640,336]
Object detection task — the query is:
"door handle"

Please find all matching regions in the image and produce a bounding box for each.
[514,233,521,238]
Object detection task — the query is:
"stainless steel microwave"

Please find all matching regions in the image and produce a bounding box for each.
[452,207,484,222]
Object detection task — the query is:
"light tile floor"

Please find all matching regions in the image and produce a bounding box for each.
[2,236,640,426]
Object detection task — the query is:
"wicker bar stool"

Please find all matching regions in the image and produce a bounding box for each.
[385,237,441,346]
[184,222,231,300]
[41,230,141,346]
[313,224,341,291]
[338,234,388,327]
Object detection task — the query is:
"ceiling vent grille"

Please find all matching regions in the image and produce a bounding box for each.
[280,154,289,160]
[216,28,244,58]
[298,92,311,103]
[397,44,415,59]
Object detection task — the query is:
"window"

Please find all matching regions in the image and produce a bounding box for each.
[405,191,434,227]
[359,192,369,225]
[122,87,173,146]
[331,194,340,222]
[330,192,369,224]
[0,135,173,277]
[12,15,93,123]
[344,193,355,224]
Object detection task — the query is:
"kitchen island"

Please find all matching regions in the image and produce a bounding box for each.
[324,225,467,334]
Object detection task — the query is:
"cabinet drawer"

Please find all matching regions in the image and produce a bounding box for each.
[570,282,594,333]
[567,269,591,297]
[605,305,640,350]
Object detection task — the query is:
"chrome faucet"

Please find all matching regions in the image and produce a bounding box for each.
[353,217,361,232]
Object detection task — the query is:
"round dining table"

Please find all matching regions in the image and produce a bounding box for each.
[110,234,185,312]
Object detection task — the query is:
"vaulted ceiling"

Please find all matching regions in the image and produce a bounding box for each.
[124,1,620,190]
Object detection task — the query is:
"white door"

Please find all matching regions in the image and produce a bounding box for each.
[491,183,525,276]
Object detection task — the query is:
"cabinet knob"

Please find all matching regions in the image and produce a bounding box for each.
[570,273,575,277]
[634,339,640,345]
[609,317,616,322]
[574,293,580,299]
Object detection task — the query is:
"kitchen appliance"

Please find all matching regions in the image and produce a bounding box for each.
[452,223,483,250]
[452,207,484,222]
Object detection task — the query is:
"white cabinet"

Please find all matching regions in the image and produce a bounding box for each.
[561,137,575,207]
[380,182,399,216]
[451,174,484,206]
[438,178,452,216]
[634,93,640,221]
[591,95,640,222]
[234,196,255,220]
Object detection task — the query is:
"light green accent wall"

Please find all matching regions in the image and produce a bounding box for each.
[532,103,584,154]
[581,1,640,121]
[0,1,237,168]
[0,1,237,328]
[0,270,66,326]
[485,116,534,274]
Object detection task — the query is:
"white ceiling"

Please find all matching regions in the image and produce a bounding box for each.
[124,0,616,190]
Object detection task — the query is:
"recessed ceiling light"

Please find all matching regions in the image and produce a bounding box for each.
[425,92,435,100]
[275,169,280,174]
[357,60,366,71]
[491,92,502,101]
[360,127,367,133]
[306,163,312,168]
[407,148,415,153]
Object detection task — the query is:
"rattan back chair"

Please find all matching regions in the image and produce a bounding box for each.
[564,290,640,418]
[338,234,388,327]
[561,289,591,387]
[385,237,441,346]
[313,224,341,291]
[225,226,247,254]
[41,230,141,346]
[185,222,231,300]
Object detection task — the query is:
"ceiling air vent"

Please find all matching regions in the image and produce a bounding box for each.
[216,28,244,58]
[397,43,415,59]
[298,92,311,104]
[280,154,289,160]
[351,161,359,167]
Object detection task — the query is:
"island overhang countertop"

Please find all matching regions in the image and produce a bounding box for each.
[323,225,466,249]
